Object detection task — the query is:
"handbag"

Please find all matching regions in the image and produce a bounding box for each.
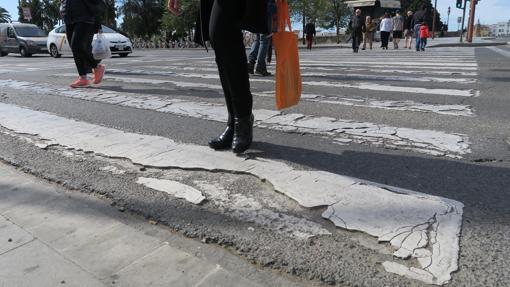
[272,0,302,110]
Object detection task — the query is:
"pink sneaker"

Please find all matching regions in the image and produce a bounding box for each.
[93,64,106,85]
[70,78,90,88]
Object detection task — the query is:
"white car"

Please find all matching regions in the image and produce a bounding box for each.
[47,25,133,58]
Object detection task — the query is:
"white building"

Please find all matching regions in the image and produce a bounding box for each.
[492,21,510,37]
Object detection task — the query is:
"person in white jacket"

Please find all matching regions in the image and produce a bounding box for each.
[379,12,392,50]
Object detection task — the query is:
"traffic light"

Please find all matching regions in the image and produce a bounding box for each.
[456,0,463,9]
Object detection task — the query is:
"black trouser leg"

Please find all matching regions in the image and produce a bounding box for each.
[209,0,252,119]
[66,23,98,76]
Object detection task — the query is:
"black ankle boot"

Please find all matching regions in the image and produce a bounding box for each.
[208,117,234,150]
[247,62,255,75]
[232,114,254,154]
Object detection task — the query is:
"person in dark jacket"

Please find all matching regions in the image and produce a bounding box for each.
[349,9,365,53]
[60,0,106,88]
[169,0,269,154]
[304,22,316,50]
[411,5,428,52]
[403,11,413,49]
[248,0,276,76]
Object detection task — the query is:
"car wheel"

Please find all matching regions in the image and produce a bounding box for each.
[119,53,129,57]
[50,44,61,58]
[20,46,32,57]
[0,51,7,57]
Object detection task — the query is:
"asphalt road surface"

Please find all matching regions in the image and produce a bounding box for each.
[0,45,509,286]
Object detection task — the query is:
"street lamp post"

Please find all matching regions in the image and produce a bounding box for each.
[432,0,438,39]
[447,7,451,32]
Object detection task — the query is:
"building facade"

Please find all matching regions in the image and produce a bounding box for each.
[491,21,510,37]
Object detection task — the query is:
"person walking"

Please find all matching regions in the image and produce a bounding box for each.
[304,21,316,50]
[404,10,413,49]
[349,9,365,53]
[392,11,404,49]
[419,22,429,51]
[60,0,106,88]
[248,0,277,76]
[380,12,392,50]
[412,5,428,52]
[362,16,375,50]
[168,0,269,154]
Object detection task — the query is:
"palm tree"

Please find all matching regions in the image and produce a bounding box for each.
[0,7,11,23]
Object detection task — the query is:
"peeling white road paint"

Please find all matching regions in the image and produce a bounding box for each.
[0,80,471,157]
[299,66,478,77]
[299,60,478,67]
[137,177,206,204]
[300,72,476,84]
[194,181,331,239]
[0,103,464,285]
[99,165,126,175]
[300,63,478,71]
[96,70,478,97]
[254,92,474,117]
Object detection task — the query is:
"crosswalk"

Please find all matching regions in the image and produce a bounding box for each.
[0,47,484,285]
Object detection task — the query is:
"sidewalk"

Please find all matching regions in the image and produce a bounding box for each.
[0,163,302,287]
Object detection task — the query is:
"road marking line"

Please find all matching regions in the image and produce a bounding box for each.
[98,70,478,98]
[0,79,472,157]
[0,102,464,285]
[486,46,510,58]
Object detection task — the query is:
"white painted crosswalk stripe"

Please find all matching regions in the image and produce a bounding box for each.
[0,102,464,285]
[91,70,478,98]
[0,79,471,158]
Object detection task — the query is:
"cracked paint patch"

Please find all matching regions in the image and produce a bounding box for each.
[0,102,464,285]
[254,92,474,117]
[194,181,331,239]
[96,69,478,97]
[100,165,126,175]
[0,80,471,158]
[137,177,206,204]
[322,183,463,285]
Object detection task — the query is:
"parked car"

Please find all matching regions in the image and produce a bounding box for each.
[0,22,48,57]
[46,25,133,58]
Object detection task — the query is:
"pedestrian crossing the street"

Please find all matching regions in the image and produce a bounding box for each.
[0,47,488,285]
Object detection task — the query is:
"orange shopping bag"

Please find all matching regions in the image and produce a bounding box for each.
[273,0,302,110]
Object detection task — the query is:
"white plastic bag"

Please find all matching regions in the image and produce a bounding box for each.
[92,33,111,60]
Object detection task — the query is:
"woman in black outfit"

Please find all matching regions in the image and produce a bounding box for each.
[169,0,268,154]
[60,0,106,88]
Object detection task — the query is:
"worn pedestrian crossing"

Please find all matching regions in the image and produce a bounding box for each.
[0,47,493,286]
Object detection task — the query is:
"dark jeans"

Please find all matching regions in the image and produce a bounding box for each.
[352,32,362,50]
[209,0,252,119]
[381,31,391,48]
[420,38,428,49]
[414,24,421,51]
[249,33,270,68]
[66,23,99,76]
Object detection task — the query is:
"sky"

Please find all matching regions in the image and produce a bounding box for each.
[2,0,510,31]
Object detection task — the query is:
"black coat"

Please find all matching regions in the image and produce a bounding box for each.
[194,0,269,45]
[64,0,103,25]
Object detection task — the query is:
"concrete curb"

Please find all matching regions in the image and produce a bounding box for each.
[428,42,508,48]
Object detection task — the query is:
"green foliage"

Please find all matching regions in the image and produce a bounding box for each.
[0,7,11,23]
[401,0,443,31]
[103,0,118,28]
[288,0,349,43]
[119,0,166,38]
[161,0,199,38]
[17,0,62,31]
